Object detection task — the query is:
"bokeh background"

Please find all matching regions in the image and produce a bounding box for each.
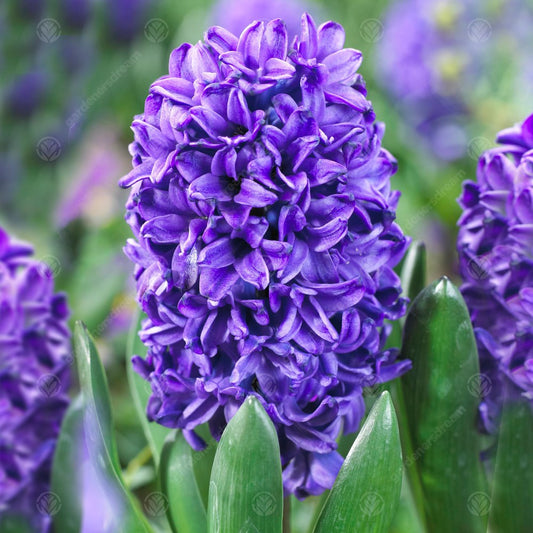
[1,0,531,529]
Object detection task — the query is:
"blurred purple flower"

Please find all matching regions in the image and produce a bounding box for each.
[107,0,151,43]
[56,125,127,228]
[5,70,49,119]
[121,14,410,498]
[211,0,319,37]
[0,227,71,531]
[60,0,92,30]
[376,0,475,161]
[458,113,533,432]
[377,0,533,161]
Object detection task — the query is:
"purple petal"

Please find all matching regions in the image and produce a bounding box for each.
[235,249,269,289]
[280,238,309,283]
[151,77,194,104]
[205,26,238,54]
[324,84,371,112]
[263,58,296,81]
[199,266,240,300]
[305,218,348,252]
[169,43,193,78]
[119,161,152,187]
[272,93,298,124]
[317,21,345,60]
[234,179,278,207]
[141,215,188,243]
[237,20,264,69]
[298,14,318,60]
[190,106,231,137]
[189,174,233,201]
[198,237,237,267]
[323,49,362,84]
[227,88,252,129]
[260,18,288,65]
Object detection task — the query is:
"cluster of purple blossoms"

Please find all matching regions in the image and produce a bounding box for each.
[121,14,410,497]
[0,227,71,531]
[458,114,533,432]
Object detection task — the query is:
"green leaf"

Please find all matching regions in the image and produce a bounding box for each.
[73,321,153,532]
[313,391,402,533]
[400,278,487,533]
[126,310,170,467]
[388,469,425,533]
[489,398,533,532]
[400,241,427,306]
[51,396,85,533]
[207,397,283,533]
[159,431,208,533]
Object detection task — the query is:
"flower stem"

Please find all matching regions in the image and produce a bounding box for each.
[123,445,153,487]
[283,495,291,533]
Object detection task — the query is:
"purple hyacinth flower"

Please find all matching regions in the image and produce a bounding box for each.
[121,14,410,498]
[60,0,92,30]
[458,113,533,432]
[5,70,49,119]
[107,0,151,43]
[210,0,320,37]
[0,227,71,532]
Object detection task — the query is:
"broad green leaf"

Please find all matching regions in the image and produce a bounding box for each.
[400,241,427,307]
[127,310,170,466]
[51,396,85,533]
[389,469,425,533]
[400,278,487,533]
[159,431,207,533]
[489,398,533,532]
[207,397,283,533]
[313,392,402,533]
[73,321,153,533]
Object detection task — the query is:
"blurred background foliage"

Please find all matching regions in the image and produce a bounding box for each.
[0,0,531,528]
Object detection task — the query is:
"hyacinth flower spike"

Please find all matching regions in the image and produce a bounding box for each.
[120,14,410,498]
[0,227,71,533]
[457,113,533,431]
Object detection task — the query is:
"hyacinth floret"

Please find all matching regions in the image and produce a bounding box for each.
[458,114,533,432]
[121,14,410,497]
[0,227,71,531]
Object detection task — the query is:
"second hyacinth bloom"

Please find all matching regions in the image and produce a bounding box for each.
[121,14,410,497]
[458,113,533,431]
[0,227,71,532]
